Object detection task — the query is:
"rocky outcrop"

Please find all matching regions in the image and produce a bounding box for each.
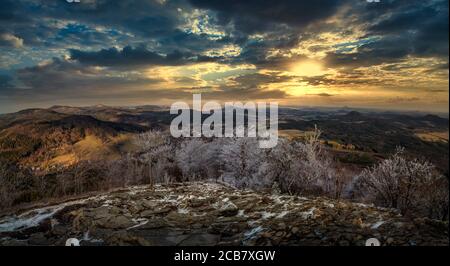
[0,182,448,246]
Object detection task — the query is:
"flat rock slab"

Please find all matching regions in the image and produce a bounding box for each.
[0,182,448,246]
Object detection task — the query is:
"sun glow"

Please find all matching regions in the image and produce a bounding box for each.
[289,61,327,77]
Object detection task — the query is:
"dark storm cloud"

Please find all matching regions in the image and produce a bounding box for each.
[54,23,116,47]
[186,0,346,68]
[0,0,233,66]
[325,36,411,68]
[36,0,181,37]
[69,46,221,67]
[368,0,448,57]
[0,1,56,47]
[232,73,293,87]
[0,0,26,22]
[188,0,342,33]
[234,40,309,69]
[0,0,207,52]
[157,29,231,54]
[325,0,449,68]
[1,0,447,69]
[15,58,162,91]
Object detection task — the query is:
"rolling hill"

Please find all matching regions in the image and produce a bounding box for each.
[0,109,147,169]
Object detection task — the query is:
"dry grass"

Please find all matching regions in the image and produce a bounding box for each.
[47,134,138,168]
[278,129,315,139]
[415,131,449,143]
[49,153,78,166]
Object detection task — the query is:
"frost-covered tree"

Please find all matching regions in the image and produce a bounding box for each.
[353,147,449,219]
[175,138,221,181]
[134,130,168,152]
[133,130,178,185]
[219,137,270,189]
[267,127,337,196]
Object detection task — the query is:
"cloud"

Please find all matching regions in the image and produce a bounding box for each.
[15,58,162,92]
[0,74,14,90]
[386,96,421,103]
[201,86,288,100]
[309,93,335,97]
[325,0,449,68]
[0,33,24,48]
[231,73,293,87]
[188,0,342,33]
[0,0,448,113]
[70,46,220,67]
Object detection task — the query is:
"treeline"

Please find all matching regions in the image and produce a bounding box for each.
[0,130,448,220]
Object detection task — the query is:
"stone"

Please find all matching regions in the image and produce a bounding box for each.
[219,202,239,217]
[101,215,134,229]
[106,231,151,246]
[1,239,28,246]
[179,233,220,246]
[28,233,52,246]
[278,223,286,230]
[136,218,168,230]
[51,224,68,236]
[188,198,210,208]
[140,207,174,217]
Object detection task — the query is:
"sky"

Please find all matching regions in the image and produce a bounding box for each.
[0,0,448,113]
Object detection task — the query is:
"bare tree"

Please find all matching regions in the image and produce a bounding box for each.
[175,138,222,181]
[353,147,449,218]
[219,137,270,189]
[267,127,338,196]
[134,131,179,185]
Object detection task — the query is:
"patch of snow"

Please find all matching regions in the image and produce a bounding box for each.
[300,207,316,219]
[260,211,277,219]
[177,208,190,214]
[82,231,103,243]
[371,221,385,229]
[323,202,335,208]
[212,199,237,212]
[0,198,90,233]
[192,212,207,217]
[127,186,148,195]
[270,195,283,204]
[237,210,246,217]
[156,195,178,204]
[247,220,259,226]
[127,218,149,230]
[102,199,114,207]
[243,226,263,240]
[354,203,373,208]
[276,211,289,219]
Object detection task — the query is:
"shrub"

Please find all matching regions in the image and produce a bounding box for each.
[267,127,341,197]
[353,147,449,219]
